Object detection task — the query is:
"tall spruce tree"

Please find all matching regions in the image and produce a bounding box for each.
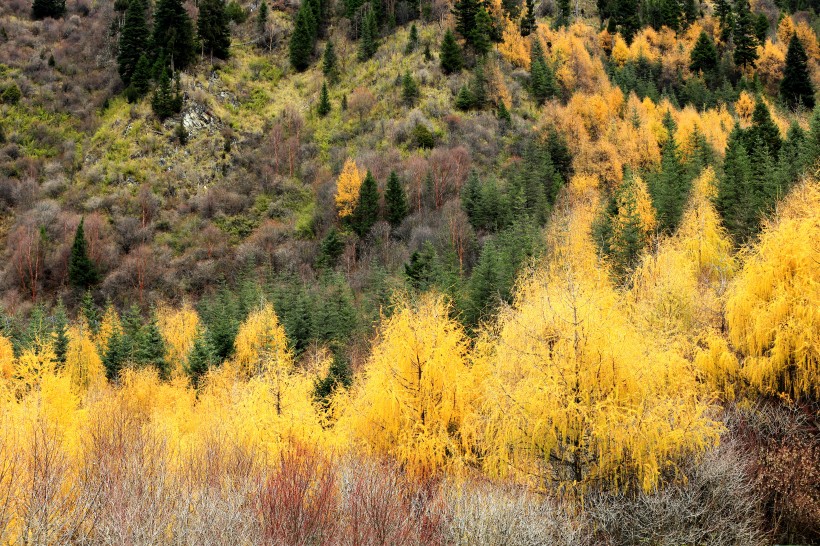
[406,23,419,53]
[746,97,782,158]
[352,170,380,237]
[32,0,65,19]
[53,301,69,365]
[530,39,556,105]
[322,40,339,83]
[472,7,494,55]
[781,34,815,111]
[137,311,169,379]
[126,54,152,102]
[69,218,100,289]
[453,0,481,45]
[649,113,689,233]
[104,328,126,381]
[689,31,718,74]
[384,171,408,228]
[610,0,641,43]
[198,0,231,60]
[152,0,196,70]
[717,126,755,243]
[440,29,464,74]
[358,6,379,61]
[187,330,215,387]
[117,0,150,86]
[732,0,759,68]
[257,0,269,40]
[520,0,536,35]
[290,5,316,71]
[317,81,331,116]
[152,67,178,119]
[401,71,419,106]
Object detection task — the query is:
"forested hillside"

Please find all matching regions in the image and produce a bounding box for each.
[0,0,818,541]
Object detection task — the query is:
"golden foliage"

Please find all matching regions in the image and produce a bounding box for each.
[233,302,293,378]
[340,294,475,476]
[335,158,364,219]
[498,17,530,69]
[157,302,200,378]
[95,302,121,354]
[726,178,820,400]
[0,334,14,380]
[735,92,756,125]
[477,199,721,493]
[65,325,105,393]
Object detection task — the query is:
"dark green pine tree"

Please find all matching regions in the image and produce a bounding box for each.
[689,31,718,74]
[103,329,126,381]
[52,301,69,365]
[317,81,331,116]
[406,23,419,53]
[204,289,239,362]
[152,67,177,119]
[557,0,571,26]
[198,0,231,60]
[126,54,152,102]
[384,171,408,228]
[152,0,196,71]
[714,0,733,42]
[780,34,815,111]
[775,122,805,192]
[352,170,380,237]
[465,240,500,326]
[682,0,697,26]
[32,0,65,19]
[746,97,782,158]
[316,227,345,268]
[799,107,820,170]
[68,218,100,290]
[717,126,755,243]
[455,84,474,110]
[471,6,494,55]
[81,290,100,334]
[659,0,681,32]
[530,39,556,105]
[611,171,649,279]
[497,99,511,124]
[401,71,420,106]
[461,170,483,228]
[753,12,768,44]
[440,29,464,74]
[322,40,339,83]
[610,0,641,43]
[257,0,269,41]
[469,61,488,108]
[290,5,316,71]
[187,329,215,387]
[117,0,150,86]
[358,7,379,61]
[732,0,759,69]
[452,0,481,46]
[520,0,536,35]
[313,352,352,404]
[650,113,689,233]
[137,311,169,379]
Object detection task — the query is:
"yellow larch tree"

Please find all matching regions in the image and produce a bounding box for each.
[340,293,477,476]
[157,302,200,378]
[0,333,14,381]
[94,302,121,354]
[14,338,57,394]
[726,177,820,401]
[64,324,105,393]
[477,194,721,494]
[498,17,530,69]
[233,301,292,378]
[335,158,364,220]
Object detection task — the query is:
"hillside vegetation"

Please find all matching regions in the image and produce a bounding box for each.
[0,0,819,542]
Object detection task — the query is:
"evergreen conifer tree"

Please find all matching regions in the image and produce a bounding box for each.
[530,40,556,105]
[440,29,464,74]
[198,0,231,60]
[520,0,536,34]
[401,71,419,106]
[406,23,419,53]
[747,97,782,158]
[137,311,169,379]
[187,329,215,387]
[717,126,755,243]
[497,100,511,124]
[316,227,344,268]
[152,0,196,70]
[69,218,100,289]
[455,84,474,110]
[689,31,718,74]
[81,290,100,333]
[472,7,494,55]
[53,301,69,365]
[732,0,759,68]
[32,0,65,20]
[104,329,126,381]
[290,5,316,71]
[781,34,815,111]
[126,54,152,102]
[257,0,269,45]
[352,170,380,237]
[117,0,150,86]
[358,7,379,61]
[610,0,641,43]
[152,67,177,119]
[318,81,331,116]
[452,0,481,45]
[322,40,339,83]
[384,171,409,228]
[649,114,689,233]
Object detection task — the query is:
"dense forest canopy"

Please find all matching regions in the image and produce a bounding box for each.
[0,0,818,541]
